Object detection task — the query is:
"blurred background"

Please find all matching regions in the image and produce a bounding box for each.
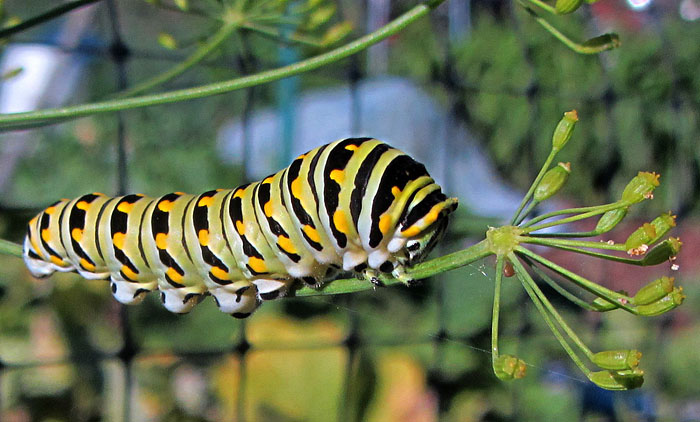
[0,0,698,420]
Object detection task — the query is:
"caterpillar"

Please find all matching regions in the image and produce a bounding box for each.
[23,138,458,318]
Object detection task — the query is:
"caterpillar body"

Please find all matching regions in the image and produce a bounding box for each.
[23,138,458,317]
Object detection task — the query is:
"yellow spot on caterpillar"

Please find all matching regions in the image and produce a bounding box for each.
[112,232,126,250]
[29,216,38,226]
[135,193,145,197]
[50,255,65,266]
[166,267,183,283]
[236,221,247,236]
[330,169,345,185]
[71,228,83,242]
[378,214,393,235]
[122,265,139,281]
[155,233,168,250]
[158,200,174,212]
[80,258,96,272]
[296,153,307,160]
[247,257,267,273]
[303,225,321,243]
[174,191,185,195]
[41,228,51,242]
[262,176,274,184]
[401,225,422,238]
[345,144,359,151]
[391,186,402,197]
[264,201,274,217]
[233,189,244,198]
[29,238,43,258]
[211,266,228,280]
[333,209,350,234]
[277,235,297,254]
[93,192,105,196]
[45,206,56,215]
[424,203,443,227]
[198,196,214,207]
[291,177,303,199]
[76,201,90,211]
[117,201,135,213]
[216,188,224,192]
[198,229,209,247]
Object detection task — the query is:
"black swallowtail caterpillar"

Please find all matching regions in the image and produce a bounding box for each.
[23,138,458,318]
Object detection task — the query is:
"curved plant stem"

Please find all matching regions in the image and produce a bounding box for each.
[0,0,445,131]
[0,239,22,258]
[117,22,240,98]
[0,0,102,39]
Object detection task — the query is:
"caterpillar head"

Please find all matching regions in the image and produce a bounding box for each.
[402,197,458,266]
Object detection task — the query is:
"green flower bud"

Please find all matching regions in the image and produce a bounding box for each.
[640,237,682,266]
[636,287,685,316]
[493,354,527,380]
[621,172,660,204]
[589,369,644,390]
[592,350,641,370]
[322,21,353,46]
[625,223,657,255]
[534,162,571,202]
[649,212,676,242]
[633,276,674,305]
[556,0,584,14]
[157,33,178,50]
[552,110,578,151]
[595,207,628,234]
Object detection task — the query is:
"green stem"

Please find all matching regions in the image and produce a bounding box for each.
[522,202,630,233]
[519,236,626,252]
[0,0,445,131]
[524,257,600,311]
[514,200,539,226]
[511,150,557,225]
[0,0,102,39]
[524,6,620,54]
[241,22,323,47]
[492,256,505,368]
[0,238,22,258]
[522,201,626,228]
[522,243,647,266]
[117,22,240,98]
[515,246,638,314]
[522,0,558,14]
[529,231,602,238]
[509,253,592,375]
[511,254,594,359]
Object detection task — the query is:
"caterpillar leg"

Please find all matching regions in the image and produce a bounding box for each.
[254,278,290,301]
[210,282,260,318]
[159,287,205,313]
[110,278,156,305]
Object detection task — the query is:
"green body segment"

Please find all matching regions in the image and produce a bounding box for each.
[23,138,458,317]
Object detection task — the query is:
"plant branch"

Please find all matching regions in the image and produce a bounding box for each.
[0,0,103,39]
[0,239,22,258]
[0,0,446,131]
[116,22,240,98]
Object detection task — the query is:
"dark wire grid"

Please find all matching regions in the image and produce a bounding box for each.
[0,0,690,421]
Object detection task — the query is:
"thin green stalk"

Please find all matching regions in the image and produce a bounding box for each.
[519,236,627,252]
[522,0,558,14]
[241,22,323,47]
[529,230,603,238]
[492,257,505,368]
[510,253,592,375]
[0,0,445,131]
[514,200,538,226]
[0,238,22,258]
[117,22,240,98]
[511,254,594,359]
[0,0,102,39]
[522,202,630,234]
[521,5,620,54]
[515,246,638,314]
[522,201,625,228]
[521,243,648,266]
[525,257,600,311]
[511,150,557,225]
